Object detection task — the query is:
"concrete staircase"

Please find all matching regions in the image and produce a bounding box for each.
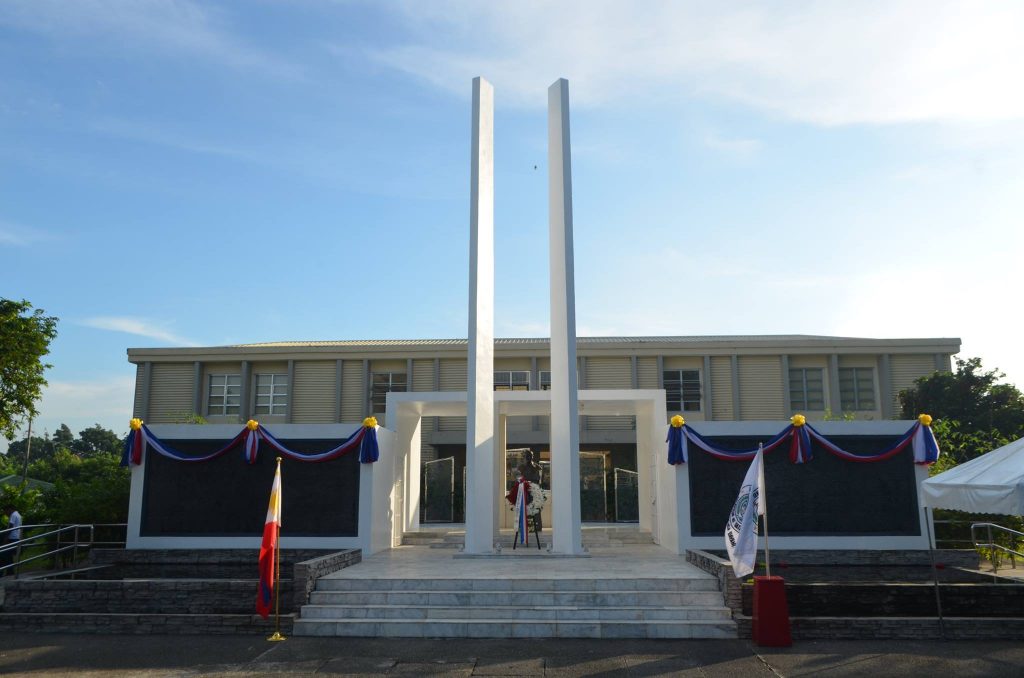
[294,574,736,639]
[402,526,656,549]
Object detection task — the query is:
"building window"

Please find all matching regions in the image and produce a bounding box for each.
[839,367,876,411]
[538,371,580,390]
[494,371,530,391]
[664,369,701,412]
[371,372,407,412]
[208,374,241,415]
[255,373,288,415]
[789,368,825,411]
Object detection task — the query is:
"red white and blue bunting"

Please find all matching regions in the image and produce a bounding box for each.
[666,414,940,466]
[121,416,380,467]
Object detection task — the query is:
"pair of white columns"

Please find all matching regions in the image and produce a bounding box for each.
[464,78,584,555]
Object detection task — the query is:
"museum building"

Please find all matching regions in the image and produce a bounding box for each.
[125,333,958,554]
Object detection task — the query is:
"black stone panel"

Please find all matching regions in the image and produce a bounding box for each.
[689,435,920,537]
[141,439,360,537]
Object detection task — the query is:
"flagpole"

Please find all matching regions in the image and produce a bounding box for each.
[268,457,286,642]
[759,444,771,579]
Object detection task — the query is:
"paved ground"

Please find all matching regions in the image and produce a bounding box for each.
[2,634,1024,677]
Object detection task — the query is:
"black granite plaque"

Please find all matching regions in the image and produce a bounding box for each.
[140,439,360,537]
[689,435,920,537]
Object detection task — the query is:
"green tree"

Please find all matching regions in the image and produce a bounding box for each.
[0,299,58,440]
[45,453,130,524]
[0,451,17,476]
[52,423,74,448]
[7,434,58,465]
[900,361,1024,556]
[899,357,1024,437]
[71,424,122,458]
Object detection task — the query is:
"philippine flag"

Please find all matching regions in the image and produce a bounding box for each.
[256,462,282,619]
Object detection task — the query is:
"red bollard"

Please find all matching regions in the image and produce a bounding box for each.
[752,575,792,647]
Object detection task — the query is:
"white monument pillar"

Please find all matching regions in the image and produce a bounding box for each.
[548,78,585,555]
[464,76,496,554]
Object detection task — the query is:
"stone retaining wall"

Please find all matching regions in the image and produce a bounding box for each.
[736,615,1024,640]
[292,549,361,611]
[741,582,1024,617]
[88,548,334,580]
[685,550,744,616]
[0,612,295,635]
[685,549,1024,640]
[3,580,294,614]
[0,548,361,634]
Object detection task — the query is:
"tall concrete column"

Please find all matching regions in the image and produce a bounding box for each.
[548,78,584,555]
[464,77,496,554]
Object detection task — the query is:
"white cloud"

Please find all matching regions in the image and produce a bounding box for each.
[82,317,194,346]
[0,0,297,77]
[89,118,260,162]
[369,1,1024,126]
[702,132,762,158]
[0,219,55,246]
[2,377,136,449]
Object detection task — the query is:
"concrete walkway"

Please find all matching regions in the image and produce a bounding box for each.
[2,634,1023,676]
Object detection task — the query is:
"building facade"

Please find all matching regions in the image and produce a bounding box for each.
[128,334,958,533]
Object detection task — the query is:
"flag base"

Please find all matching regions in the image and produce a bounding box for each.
[266,631,287,642]
[752,575,792,647]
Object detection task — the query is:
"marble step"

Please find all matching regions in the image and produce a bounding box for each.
[314,577,719,592]
[293,618,738,639]
[301,603,733,621]
[401,530,655,547]
[308,590,726,607]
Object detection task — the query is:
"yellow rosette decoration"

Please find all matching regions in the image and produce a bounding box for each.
[918,413,933,426]
[125,418,145,465]
[790,414,806,427]
[246,419,260,431]
[360,417,380,463]
[668,415,686,464]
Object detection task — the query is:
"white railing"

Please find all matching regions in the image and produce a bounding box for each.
[971,522,1024,577]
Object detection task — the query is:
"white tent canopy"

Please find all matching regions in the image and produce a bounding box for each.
[922,436,1024,515]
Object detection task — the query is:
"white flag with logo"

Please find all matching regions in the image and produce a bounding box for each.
[725,446,765,578]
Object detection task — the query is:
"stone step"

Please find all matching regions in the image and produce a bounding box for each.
[293,618,737,639]
[308,590,726,607]
[300,603,733,621]
[399,540,655,548]
[401,529,655,547]
[314,577,719,592]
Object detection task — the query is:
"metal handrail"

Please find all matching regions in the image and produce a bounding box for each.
[971,522,1024,577]
[931,519,980,548]
[1,522,127,579]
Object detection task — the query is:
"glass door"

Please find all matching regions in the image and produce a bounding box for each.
[613,468,639,522]
[422,456,455,523]
[580,451,608,522]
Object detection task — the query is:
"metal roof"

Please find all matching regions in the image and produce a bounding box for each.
[229,334,933,348]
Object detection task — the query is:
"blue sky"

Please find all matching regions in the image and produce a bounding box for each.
[2,1,1022,445]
